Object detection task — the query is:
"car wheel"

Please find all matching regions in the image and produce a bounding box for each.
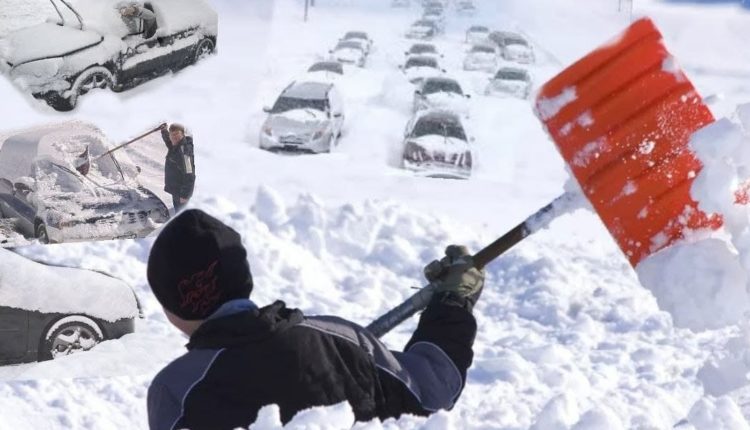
[194,38,215,63]
[40,316,103,361]
[35,223,50,244]
[65,66,114,110]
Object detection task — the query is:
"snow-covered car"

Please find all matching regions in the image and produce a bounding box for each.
[413,77,471,117]
[488,30,523,48]
[0,248,140,365]
[463,44,498,72]
[260,81,345,154]
[406,20,439,40]
[341,31,373,54]
[0,122,170,245]
[401,55,445,84]
[401,110,473,179]
[305,61,344,84]
[329,40,367,67]
[466,26,490,44]
[485,67,532,99]
[391,0,411,7]
[499,35,536,64]
[456,1,477,16]
[405,43,442,61]
[0,0,218,112]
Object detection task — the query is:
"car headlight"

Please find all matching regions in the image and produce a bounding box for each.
[263,126,273,136]
[312,129,326,140]
[150,206,169,221]
[10,58,63,85]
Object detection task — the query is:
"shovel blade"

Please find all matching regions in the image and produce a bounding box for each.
[75,147,91,176]
[534,18,717,266]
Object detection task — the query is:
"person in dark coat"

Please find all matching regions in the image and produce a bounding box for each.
[119,3,157,38]
[146,209,484,430]
[160,123,195,214]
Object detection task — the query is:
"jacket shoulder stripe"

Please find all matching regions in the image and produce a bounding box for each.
[170,348,226,430]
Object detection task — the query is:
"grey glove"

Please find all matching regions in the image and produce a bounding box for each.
[424,245,485,309]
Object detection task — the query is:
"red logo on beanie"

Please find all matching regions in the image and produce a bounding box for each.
[178,260,221,315]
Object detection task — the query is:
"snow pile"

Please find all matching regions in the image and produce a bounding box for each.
[634,106,750,331]
[684,396,750,430]
[0,248,139,322]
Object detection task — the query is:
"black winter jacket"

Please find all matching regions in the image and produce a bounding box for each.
[162,130,195,199]
[147,295,476,430]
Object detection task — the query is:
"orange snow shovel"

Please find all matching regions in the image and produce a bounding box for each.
[368,18,720,338]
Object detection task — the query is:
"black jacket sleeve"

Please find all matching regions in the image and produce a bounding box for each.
[161,129,171,149]
[178,138,196,198]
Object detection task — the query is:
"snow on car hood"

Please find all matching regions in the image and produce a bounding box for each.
[506,44,532,55]
[333,48,362,61]
[423,93,469,113]
[1,23,103,67]
[266,109,329,134]
[411,134,470,155]
[0,248,138,322]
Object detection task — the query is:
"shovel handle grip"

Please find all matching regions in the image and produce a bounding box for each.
[367,192,577,338]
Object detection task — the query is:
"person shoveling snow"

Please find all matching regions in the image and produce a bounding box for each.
[146,209,484,429]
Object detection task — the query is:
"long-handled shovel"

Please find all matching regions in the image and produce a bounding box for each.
[368,18,721,338]
[75,124,165,176]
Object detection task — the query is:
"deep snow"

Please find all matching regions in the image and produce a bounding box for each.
[1,0,750,429]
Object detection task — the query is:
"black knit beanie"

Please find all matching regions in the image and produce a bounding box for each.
[147,209,253,320]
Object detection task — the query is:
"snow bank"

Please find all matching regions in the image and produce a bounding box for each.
[635,107,750,331]
[685,396,750,430]
[0,248,138,322]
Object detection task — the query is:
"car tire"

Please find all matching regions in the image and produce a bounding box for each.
[194,38,216,63]
[39,316,103,361]
[51,67,114,111]
[35,222,50,244]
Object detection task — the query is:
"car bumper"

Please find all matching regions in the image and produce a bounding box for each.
[45,215,165,244]
[260,133,332,154]
[403,160,471,179]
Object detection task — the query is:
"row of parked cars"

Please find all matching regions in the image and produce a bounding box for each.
[258,31,375,154]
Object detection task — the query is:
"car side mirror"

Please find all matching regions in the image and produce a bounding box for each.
[136,166,142,174]
[414,90,422,95]
[263,106,272,113]
[470,137,476,143]
[329,50,334,54]
[441,69,446,73]
[465,94,472,99]
[14,181,32,194]
[333,112,343,118]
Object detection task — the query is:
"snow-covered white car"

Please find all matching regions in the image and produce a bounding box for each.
[329,40,367,67]
[401,55,445,84]
[406,20,439,40]
[463,44,499,72]
[0,122,170,245]
[413,77,471,117]
[500,35,535,64]
[466,26,490,45]
[305,61,344,84]
[402,110,473,179]
[485,67,532,99]
[341,31,373,54]
[260,81,345,154]
[405,43,442,61]
[0,0,218,112]
[0,248,140,364]
[456,1,477,16]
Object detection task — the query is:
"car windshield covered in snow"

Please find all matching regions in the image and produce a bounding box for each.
[308,62,344,74]
[406,56,438,69]
[413,116,467,140]
[271,96,327,114]
[413,20,436,29]
[471,45,495,54]
[409,44,437,54]
[505,37,529,47]
[422,79,462,95]
[33,160,87,194]
[344,31,368,40]
[336,41,364,51]
[495,68,528,81]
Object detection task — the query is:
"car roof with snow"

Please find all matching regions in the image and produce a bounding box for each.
[282,81,334,100]
[0,248,138,321]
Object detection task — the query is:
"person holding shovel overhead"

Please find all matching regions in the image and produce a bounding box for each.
[146,209,483,430]
[160,123,195,214]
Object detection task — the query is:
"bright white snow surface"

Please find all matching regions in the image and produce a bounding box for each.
[1,0,750,429]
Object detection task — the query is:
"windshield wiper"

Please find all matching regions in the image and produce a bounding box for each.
[50,0,84,30]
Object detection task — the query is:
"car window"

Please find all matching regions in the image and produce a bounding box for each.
[337,41,362,50]
[271,96,327,114]
[422,80,462,95]
[309,63,343,74]
[471,45,495,54]
[412,118,467,141]
[495,69,528,80]
[406,57,437,68]
[411,45,436,54]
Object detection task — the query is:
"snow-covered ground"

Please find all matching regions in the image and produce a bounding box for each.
[1,0,750,428]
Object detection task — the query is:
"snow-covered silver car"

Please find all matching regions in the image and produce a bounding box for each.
[406,20,438,40]
[402,110,473,179]
[401,55,445,84]
[485,67,532,99]
[0,249,140,364]
[405,43,443,61]
[0,0,218,111]
[260,81,345,154]
[413,77,471,117]
[465,26,490,45]
[500,36,535,64]
[329,40,367,67]
[341,31,373,55]
[463,44,498,72]
[0,122,170,245]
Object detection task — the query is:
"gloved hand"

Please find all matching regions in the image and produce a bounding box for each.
[424,245,484,309]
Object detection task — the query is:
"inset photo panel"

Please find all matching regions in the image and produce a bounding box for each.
[0,120,195,247]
